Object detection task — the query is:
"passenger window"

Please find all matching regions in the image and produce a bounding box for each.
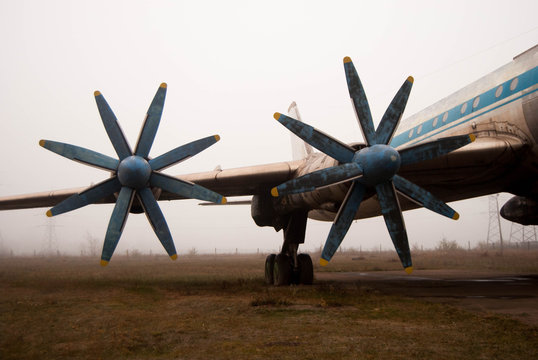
[408,129,414,138]
[432,117,438,127]
[510,77,519,91]
[417,124,422,134]
[495,85,503,98]
[442,112,448,122]
[472,96,480,109]
[460,103,467,114]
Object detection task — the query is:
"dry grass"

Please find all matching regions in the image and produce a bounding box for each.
[0,251,537,359]
[318,248,538,273]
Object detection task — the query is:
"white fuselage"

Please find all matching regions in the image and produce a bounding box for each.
[286,45,538,221]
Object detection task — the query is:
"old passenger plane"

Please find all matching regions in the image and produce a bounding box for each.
[0,45,537,285]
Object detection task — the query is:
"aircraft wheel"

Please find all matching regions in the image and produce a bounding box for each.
[273,253,292,286]
[264,254,276,285]
[298,253,314,285]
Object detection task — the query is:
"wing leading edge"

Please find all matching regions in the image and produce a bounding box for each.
[0,160,303,210]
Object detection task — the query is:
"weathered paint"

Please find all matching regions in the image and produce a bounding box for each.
[273,162,362,196]
[134,84,167,158]
[321,181,365,263]
[391,65,538,148]
[344,59,376,145]
[39,84,226,264]
[275,112,355,163]
[149,134,220,171]
[40,139,119,171]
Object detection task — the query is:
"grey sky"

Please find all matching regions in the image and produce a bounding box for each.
[0,1,537,256]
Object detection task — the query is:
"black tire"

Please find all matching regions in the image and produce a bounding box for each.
[273,253,292,286]
[298,253,314,285]
[264,254,276,285]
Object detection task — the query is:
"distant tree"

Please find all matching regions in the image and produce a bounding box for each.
[436,237,462,251]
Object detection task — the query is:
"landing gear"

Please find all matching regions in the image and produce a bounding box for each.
[297,253,313,285]
[264,252,313,286]
[273,253,292,286]
[264,254,276,285]
[264,210,313,286]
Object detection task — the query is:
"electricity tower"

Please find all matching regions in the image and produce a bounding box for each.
[487,194,504,252]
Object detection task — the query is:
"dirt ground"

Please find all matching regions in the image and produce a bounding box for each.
[317,269,538,326]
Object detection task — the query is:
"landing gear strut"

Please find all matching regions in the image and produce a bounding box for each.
[264,211,313,286]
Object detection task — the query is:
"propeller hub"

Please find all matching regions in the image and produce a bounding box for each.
[354,144,400,186]
[117,156,152,189]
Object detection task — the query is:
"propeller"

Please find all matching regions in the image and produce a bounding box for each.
[40,83,226,265]
[272,57,475,273]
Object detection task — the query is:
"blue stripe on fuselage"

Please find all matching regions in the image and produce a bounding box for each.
[391,66,538,148]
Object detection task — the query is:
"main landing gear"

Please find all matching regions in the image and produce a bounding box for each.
[264,251,314,286]
[264,211,313,286]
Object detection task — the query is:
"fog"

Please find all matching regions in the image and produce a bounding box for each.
[0,1,537,257]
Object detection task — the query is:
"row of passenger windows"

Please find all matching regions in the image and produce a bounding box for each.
[407,76,520,138]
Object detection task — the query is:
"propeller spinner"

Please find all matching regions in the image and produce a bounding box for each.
[272,57,475,273]
[40,83,226,265]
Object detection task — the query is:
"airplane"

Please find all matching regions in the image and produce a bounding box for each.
[0,44,536,286]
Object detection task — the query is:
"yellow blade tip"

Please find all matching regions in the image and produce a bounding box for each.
[343,56,352,63]
[469,134,476,142]
[273,112,281,120]
[100,260,109,267]
[39,140,45,147]
[320,258,329,267]
[407,76,414,83]
[214,134,221,142]
[160,82,167,88]
[220,197,227,205]
[452,212,460,220]
[94,90,101,97]
[404,266,413,274]
[170,254,178,260]
[46,210,52,217]
[271,187,279,197]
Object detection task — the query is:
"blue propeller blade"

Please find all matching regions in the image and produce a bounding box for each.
[94,91,132,160]
[320,181,365,265]
[274,112,356,163]
[399,134,476,166]
[271,162,363,197]
[135,83,167,158]
[375,181,412,272]
[149,135,221,171]
[47,177,121,217]
[39,139,119,171]
[375,77,413,145]
[150,172,227,204]
[137,187,177,259]
[343,57,376,146]
[101,186,135,265]
[392,175,459,220]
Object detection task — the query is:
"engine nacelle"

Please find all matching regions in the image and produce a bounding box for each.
[500,195,538,225]
[251,192,289,231]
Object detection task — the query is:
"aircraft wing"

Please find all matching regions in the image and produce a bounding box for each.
[0,134,527,213]
[0,160,303,210]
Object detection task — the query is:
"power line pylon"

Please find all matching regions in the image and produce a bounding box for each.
[509,222,537,245]
[487,194,504,252]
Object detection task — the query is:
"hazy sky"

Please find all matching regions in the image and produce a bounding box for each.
[0,1,537,257]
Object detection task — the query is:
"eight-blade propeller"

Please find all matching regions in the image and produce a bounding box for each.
[272,57,475,273]
[40,83,226,265]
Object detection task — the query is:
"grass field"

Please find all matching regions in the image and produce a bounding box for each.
[1,250,537,359]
